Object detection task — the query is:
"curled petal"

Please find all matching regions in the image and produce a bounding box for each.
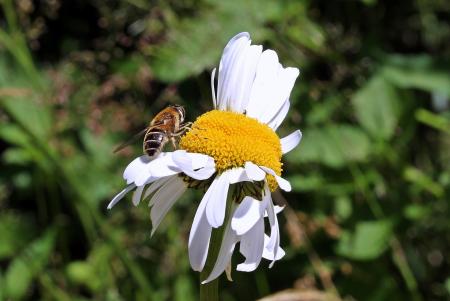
[189,192,212,271]
[202,221,239,284]
[132,185,144,206]
[262,234,285,261]
[265,195,281,268]
[280,130,302,154]
[205,172,231,228]
[144,177,172,203]
[231,197,264,236]
[237,217,265,272]
[172,150,216,180]
[107,184,135,209]
[227,167,251,184]
[149,176,186,236]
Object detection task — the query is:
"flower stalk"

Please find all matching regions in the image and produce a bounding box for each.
[199,227,221,301]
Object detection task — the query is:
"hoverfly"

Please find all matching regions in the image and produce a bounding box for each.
[113,104,191,157]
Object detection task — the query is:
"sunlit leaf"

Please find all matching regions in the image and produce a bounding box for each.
[286,125,371,168]
[352,75,402,140]
[1,97,53,142]
[4,228,56,299]
[403,166,444,198]
[382,55,450,96]
[335,196,352,221]
[150,0,281,82]
[336,220,393,260]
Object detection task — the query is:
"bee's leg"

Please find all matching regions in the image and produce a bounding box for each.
[170,136,178,150]
[179,122,193,131]
[172,122,193,137]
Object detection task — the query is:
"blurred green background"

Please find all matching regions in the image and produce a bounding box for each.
[0,0,449,300]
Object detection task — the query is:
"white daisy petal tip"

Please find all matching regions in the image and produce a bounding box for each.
[107,184,135,209]
[276,176,292,192]
[236,262,258,272]
[281,130,302,154]
[259,166,292,192]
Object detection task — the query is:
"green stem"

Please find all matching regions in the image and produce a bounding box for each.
[199,227,222,301]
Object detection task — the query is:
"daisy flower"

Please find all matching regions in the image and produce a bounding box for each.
[108,32,302,283]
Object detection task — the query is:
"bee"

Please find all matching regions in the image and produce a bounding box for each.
[113,104,191,157]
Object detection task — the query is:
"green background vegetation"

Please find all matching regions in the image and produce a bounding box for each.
[0,0,449,300]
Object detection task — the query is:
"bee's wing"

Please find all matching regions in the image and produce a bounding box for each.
[113,128,149,153]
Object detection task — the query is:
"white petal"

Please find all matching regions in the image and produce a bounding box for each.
[280,130,302,154]
[231,197,263,235]
[132,186,144,206]
[149,176,186,236]
[217,32,251,111]
[205,172,231,228]
[189,192,212,271]
[237,217,265,272]
[137,153,179,185]
[264,205,285,217]
[265,196,281,267]
[143,176,172,202]
[267,99,290,130]
[259,67,299,124]
[245,50,280,119]
[244,162,265,181]
[259,166,292,192]
[226,44,262,113]
[123,156,152,185]
[211,68,217,109]
[172,150,216,180]
[245,48,299,125]
[107,184,135,209]
[227,167,251,184]
[202,222,239,284]
[262,234,285,261]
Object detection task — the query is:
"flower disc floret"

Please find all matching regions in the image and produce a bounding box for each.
[180,110,282,190]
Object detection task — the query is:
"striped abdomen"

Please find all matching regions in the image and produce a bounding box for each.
[143,128,168,157]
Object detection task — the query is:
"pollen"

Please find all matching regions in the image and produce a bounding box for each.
[179,110,282,191]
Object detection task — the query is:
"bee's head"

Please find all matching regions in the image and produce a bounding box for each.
[170,104,185,122]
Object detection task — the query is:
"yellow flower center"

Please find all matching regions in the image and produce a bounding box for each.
[179,110,282,191]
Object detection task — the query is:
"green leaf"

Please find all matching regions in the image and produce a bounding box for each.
[0,212,35,259]
[336,220,393,260]
[403,166,444,198]
[334,196,353,221]
[287,124,371,168]
[403,204,431,221]
[415,109,450,134]
[0,124,30,147]
[352,75,402,140]
[4,228,57,299]
[150,0,281,82]
[66,261,102,292]
[1,97,53,142]
[381,55,450,96]
[288,174,325,191]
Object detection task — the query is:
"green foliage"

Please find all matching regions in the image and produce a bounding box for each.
[3,229,56,299]
[336,220,393,260]
[352,75,402,140]
[289,125,371,167]
[0,0,449,300]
